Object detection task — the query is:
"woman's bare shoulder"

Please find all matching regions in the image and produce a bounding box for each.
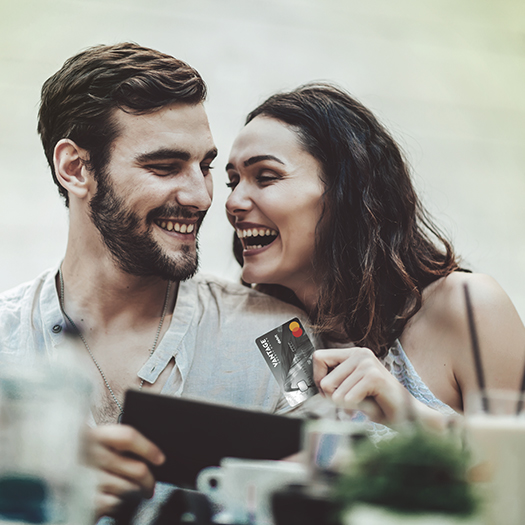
[401,271,525,410]
[421,271,518,330]
[423,271,525,397]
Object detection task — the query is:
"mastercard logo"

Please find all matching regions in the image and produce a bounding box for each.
[289,321,303,338]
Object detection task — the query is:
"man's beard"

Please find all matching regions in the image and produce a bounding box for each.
[89,171,205,281]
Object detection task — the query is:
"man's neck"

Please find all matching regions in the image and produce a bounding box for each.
[59,250,178,332]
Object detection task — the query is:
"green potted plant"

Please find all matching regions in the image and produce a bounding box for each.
[335,426,481,524]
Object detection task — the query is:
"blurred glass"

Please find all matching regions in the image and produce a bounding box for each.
[465,389,525,525]
[0,359,94,524]
[302,418,368,487]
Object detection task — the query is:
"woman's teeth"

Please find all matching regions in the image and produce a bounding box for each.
[155,220,195,234]
[236,227,278,250]
[236,228,277,238]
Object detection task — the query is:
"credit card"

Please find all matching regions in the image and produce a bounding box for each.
[255,318,318,407]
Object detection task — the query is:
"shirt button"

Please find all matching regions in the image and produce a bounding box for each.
[52,324,62,334]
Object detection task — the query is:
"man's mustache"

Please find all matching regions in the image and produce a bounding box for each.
[147,205,207,225]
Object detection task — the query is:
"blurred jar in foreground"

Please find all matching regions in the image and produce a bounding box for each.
[303,418,368,487]
[465,389,525,525]
[0,357,94,525]
[270,418,369,525]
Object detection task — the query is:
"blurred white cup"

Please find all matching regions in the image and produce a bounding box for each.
[197,457,306,525]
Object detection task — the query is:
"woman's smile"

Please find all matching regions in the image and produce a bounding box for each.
[226,116,325,294]
[235,221,279,252]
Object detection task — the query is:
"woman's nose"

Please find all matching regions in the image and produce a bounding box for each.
[225,184,251,215]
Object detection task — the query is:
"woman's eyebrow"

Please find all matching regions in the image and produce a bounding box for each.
[225,155,285,171]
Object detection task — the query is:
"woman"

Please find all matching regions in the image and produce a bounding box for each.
[225,83,525,428]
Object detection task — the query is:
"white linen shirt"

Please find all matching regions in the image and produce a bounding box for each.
[0,266,309,414]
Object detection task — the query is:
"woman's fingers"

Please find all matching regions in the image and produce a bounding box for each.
[312,348,356,391]
[332,373,389,422]
[313,347,376,394]
[313,347,408,423]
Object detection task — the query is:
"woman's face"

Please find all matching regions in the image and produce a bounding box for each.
[226,116,325,292]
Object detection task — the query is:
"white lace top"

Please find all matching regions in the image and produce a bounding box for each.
[382,339,456,417]
[344,340,457,442]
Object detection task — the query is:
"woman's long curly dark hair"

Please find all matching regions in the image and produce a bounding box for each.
[233,83,460,357]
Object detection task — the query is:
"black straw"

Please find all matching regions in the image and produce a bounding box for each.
[516,350,525,415]
[463,284,489,413]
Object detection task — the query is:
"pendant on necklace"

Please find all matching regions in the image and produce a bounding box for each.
[117,411,124,424]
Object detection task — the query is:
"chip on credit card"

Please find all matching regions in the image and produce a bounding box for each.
[255,317,318,407]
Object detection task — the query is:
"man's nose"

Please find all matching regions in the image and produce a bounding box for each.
[176,166,213,211]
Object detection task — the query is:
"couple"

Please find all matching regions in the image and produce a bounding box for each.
[1,42,523,521]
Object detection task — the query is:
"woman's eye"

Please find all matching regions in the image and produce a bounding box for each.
[226,180,238,189]
[256,174,279,184]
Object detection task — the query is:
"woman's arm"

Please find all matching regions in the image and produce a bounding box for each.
[312,272,525,425]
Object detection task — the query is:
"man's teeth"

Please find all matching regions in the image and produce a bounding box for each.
[157,220,195,233]
[236,228,277,238]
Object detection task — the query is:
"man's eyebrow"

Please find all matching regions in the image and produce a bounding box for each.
[135,149,190,163]
[225,155,285,171]
[135,148,217,164]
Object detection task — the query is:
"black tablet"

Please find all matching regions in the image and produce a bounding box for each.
[120,390,304,487]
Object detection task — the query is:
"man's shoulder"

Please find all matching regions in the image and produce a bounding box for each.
[0,269,55,311]
[191,273,302,312]
[191,273,259,296]
[187,274,314,338]
[0,269,57,355]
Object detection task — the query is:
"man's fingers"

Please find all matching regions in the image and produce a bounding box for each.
[89,424,165,465]
[91,444,157,495]
[95,454,155,498]
[85,424,161,509]
[96,469,148,499]
[94,492,124,520]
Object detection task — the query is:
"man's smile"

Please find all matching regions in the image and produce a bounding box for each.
[154,219,196,234]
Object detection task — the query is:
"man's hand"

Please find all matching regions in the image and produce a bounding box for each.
[85,424,165,520]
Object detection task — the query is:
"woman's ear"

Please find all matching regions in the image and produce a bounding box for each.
[53,139,92,200]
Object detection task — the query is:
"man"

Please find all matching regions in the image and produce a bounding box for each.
[0,43,308,521]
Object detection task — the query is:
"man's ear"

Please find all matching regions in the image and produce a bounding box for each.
[53,139,92,200]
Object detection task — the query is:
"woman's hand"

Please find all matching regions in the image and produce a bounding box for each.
[84,424,166,520]
[313,347,445,429]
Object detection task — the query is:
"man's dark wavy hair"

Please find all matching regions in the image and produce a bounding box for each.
[38,42,207,206]
[233,83,460,357]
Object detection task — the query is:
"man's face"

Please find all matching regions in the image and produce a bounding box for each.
[89,103,216,281]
